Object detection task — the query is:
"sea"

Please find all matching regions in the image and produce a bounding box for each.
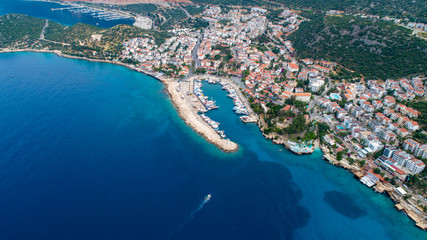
[0,52,426,240]
[0,0,135,28]
[0,2,426,240]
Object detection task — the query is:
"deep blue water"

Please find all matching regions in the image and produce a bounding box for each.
[0,52,426,239]
[0,0,134,28]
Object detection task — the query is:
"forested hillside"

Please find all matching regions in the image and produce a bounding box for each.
[0,14,171,58]
[0,14,45,48]
[289,14,427,79]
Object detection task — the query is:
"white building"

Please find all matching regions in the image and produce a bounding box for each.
[405,158,426,174]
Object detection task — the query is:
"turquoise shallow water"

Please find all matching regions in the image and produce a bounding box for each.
[0,52,425,240]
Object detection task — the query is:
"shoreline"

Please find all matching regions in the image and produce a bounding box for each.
[2,48,427,230]
[319,144,427,230]
[0,48,238,153]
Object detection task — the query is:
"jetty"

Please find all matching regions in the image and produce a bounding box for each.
[51,7,79,11]
[166,76,238,152]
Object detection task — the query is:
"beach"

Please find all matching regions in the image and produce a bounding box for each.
[0,48,239,152]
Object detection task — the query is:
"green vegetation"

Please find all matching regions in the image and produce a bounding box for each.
[160,8,188,30]
[101,25,171,47]
[195,68,207,74]
[118,3,158,15]
[45,23,101,45]
[407,100,427,129]
[289,14,427,79]
[0,14,171,60]
[317,122,330,138]
[190,0,427,23]
[283,113,308,134]
[336,151,344,161]
[266,9,284,22]
[419,32,427,39]
[212,45,233,61]
[272,0,427,23]
[0,14,45,48]
[182,4,205,15]
[330,66,361,81]
[180,18,209,30]
[285,96,306,111]
[407,174,427,195]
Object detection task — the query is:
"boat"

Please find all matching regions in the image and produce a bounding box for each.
[205,194,211,201]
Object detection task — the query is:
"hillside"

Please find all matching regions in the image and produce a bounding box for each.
[190,0,427,23]
[0,14,171,59]
[45,20,170,54]
[0,14,45,48]
[288,14,427,80]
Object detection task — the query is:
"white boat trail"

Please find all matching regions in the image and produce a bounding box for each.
[168,194,211,239]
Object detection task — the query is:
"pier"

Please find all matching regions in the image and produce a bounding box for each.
[51,4,134,22]
[165,77,238,152]
[51,7,79,11]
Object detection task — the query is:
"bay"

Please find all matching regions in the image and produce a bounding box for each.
[0,0,134,28]
[0,52,425,239]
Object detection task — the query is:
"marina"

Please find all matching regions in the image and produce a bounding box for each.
[193,79,219,111]
[204,78,257,123]
[52,4,134,22]
[221,82,250,115]
[193,77,259,139]
[192,79,226,138]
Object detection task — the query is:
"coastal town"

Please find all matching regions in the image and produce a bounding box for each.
[119,5,427,229]
[1,0,427,233]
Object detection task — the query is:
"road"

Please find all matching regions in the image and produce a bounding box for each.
[180,6,192,18]
[191,30,203,69]
[39,20,49,40]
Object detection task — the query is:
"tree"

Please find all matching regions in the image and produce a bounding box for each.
[403,194,412,200]
[359,160,366,167]
[195,68,206,74]
[242,69,250,77]
[336,151,343,161]
[283,114,308,135]
[373,149,384,159]
[317,122,330,138]
[373,168,381,174]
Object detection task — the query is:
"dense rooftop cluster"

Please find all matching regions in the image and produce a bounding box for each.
[317,77,426,180]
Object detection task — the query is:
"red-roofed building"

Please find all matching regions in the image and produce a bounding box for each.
[287,62,299,72]
[282,105,292,111]
[293,92,311,102]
